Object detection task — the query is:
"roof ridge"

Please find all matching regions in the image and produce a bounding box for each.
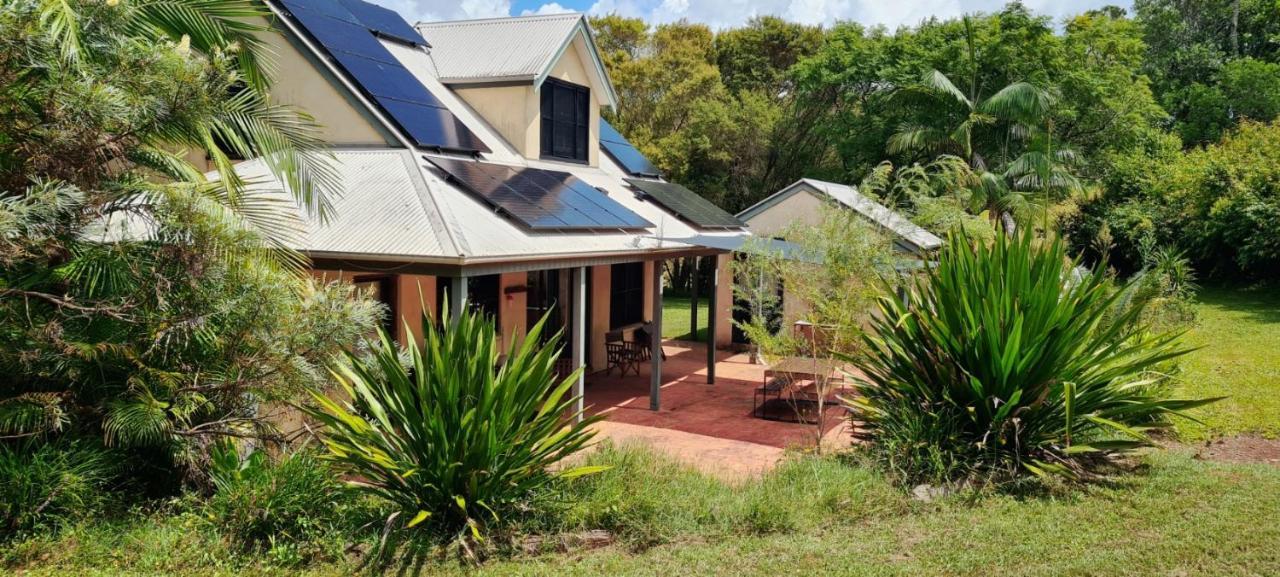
[415,12,582,28]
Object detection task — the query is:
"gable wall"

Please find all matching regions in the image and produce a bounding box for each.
[451,33,601,166]
[742,187,828,238]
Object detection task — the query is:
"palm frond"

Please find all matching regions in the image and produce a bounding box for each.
[888,123,948,156]
[980,81,1054,123]
[920,69,972,109]
[209,89,340,221]
[127,0,275,90]
[37,0,82,63]
[0,393,69,437]
[104,394,172,447]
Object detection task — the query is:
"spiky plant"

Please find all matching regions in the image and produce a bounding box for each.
[844,230,1218,484]
[305,306,606,564]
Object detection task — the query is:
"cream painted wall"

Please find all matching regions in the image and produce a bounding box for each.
[713,254,733,347]
[180,20,394,173]
[455,84,540,158]
[450,36,601,166]
[498,273,528,351]
[395,274,435,346]
[743,188,827,238]
[642,261,655,323]
[260,23,392,146]
[589,265,611,371]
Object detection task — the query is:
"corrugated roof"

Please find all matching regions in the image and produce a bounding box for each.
[416,13,581,83]
[209,9,750,267]
[738,179,944,253]
[236,149,457,259]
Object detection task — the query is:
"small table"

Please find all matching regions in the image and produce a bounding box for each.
[765,357,842,383]
[754,357,846,423]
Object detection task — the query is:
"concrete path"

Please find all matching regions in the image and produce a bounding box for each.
[590,420,784,482]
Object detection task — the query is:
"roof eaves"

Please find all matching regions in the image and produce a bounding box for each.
[735,179,809,221]
[437,73,538,85]
[533,16,618,109]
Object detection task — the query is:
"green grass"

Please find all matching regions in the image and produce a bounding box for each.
[662,295,709,341]
[1176,285,1280,440]
[7,445,1280,576]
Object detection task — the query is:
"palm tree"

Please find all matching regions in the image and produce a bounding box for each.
[887,17,1054,171]
[27,0,338,228]
[0,0,345,459]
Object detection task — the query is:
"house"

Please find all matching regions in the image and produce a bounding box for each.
[737,178,943,256]
[735,178,942,328]
[205,1,751,411]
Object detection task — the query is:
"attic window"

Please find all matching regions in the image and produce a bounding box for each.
[540,78,589,163]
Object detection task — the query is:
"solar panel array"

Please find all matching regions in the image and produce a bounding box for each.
[277,0,489,153]
[599,119,661,177]
[625,178,744,229]
[426,157,653,231]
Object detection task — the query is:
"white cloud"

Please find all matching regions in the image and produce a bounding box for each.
[521,2,578,15]
[376,0,1132,29]
[369,0,512,23]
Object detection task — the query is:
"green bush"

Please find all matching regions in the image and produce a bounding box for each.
[204,441,353,562]
[0,441,116,534]
[1069,121,1280,280]
[305,307,606,563]
[847,231,1217,485]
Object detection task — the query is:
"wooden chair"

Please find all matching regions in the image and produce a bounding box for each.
[633,324,667,361]
[605,330,642,376]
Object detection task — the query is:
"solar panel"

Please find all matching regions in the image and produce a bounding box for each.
[426,157,653,231]
[279,0,359,23]
[625,178,743,229]
[599,119,661,177]
[338,0,427,45]
[277,0,489,153]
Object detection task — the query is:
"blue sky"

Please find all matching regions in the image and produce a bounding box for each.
[375,0,1134,30]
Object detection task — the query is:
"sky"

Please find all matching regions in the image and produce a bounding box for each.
[372,0,1135,30]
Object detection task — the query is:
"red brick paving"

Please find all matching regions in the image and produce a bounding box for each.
[584,341,850,450]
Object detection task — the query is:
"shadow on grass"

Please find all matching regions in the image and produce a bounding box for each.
[1196,283,1280,325]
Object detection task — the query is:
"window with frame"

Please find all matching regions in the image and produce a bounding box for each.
[540,78,590,162]
[609,262,644,328]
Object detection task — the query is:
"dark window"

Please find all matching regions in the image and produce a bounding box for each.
[609,263,644,328]
[353,275,397,336]
[540,79,590,162]
[435,275,500,325]
[527,270,571,347]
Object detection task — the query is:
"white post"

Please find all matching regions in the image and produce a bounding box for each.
[572,267,586,422]
[449,276,466,322]
[707,257,717,384]
[650,260,663,411]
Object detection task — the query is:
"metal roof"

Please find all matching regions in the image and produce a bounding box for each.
[415,13,618,108]
[661,235,819,263]
[214,8,749,268]
[234,149,457,259]
[738,178,944,253]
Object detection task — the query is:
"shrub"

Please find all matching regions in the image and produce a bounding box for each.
[304,307,606,564]
[204,441,353,562]
[0,441,116,534]
[846,231,1217,485]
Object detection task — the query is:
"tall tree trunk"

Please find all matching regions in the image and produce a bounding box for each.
[1232,0,1240,56]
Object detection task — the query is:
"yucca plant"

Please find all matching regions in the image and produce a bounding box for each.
[845,231,1218,484]
[304,305,606,563]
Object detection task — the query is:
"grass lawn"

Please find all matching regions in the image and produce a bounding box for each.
[1176,285,1280,440]
[6,447,1280,577]
[662,295,709,342]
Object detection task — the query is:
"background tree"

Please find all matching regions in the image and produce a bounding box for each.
[0,0,378,486]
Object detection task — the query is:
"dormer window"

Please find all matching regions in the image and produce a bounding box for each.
[540,78,590,163]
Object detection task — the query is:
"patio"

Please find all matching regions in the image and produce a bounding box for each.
[583,340,854,452]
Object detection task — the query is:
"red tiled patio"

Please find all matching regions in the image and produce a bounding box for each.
[583,340,854,451]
